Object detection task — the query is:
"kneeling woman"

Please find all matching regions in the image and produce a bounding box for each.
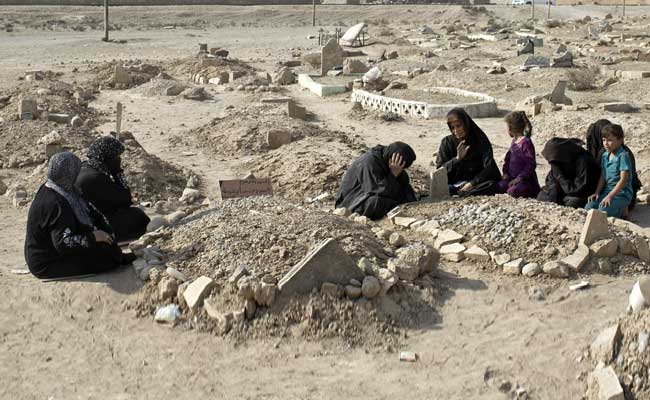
[336,142,417,220]
[25,152,135,279]
[436,108,501,196]
[76,136,150,242]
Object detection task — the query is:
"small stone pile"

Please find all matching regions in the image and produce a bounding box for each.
[90,60,162,89]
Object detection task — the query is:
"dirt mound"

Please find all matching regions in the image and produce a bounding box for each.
[170,55,255,83]
[132,196,446,346]
[89,60,162,89]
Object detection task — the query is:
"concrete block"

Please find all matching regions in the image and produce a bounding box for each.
[561,245,591,271]
[183,276,215,312]
[589,366,624,400]
[580,210,609,246]
[590,324,622,363]
[434,229,463,249]
[590,239,618,257]
[464,245,490,262]
[429,167,449,201]
[439,243,466,262]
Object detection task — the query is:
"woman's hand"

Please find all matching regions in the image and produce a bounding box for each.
[456,141,470,160]
[600,194,613,208]
[588,193,599,202]
[459,182,474,192]
[389,153,406,177]
[93,230,114,245]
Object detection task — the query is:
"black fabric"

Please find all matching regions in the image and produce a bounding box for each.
[537,190,587,209]
[335,144,417,220]
[458,180,498,197]
[436,108,501,188]
[382,141,417,169]
[76,164,149,241]
[25,185,125,279]
[538,138,601,205]
[86,136,128,188]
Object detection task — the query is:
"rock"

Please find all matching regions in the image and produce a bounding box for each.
[588,365,624,400]
[321,282,342,298]
[487,65,506,74]
[618,237,637,256]
[361,276,381,299]
[377,268,397,295]
[345,284,362,299]
[112,64,131,85]
[597,258,613,274]
[354,215,370,224]
[273,67,295,85]
[245,298,257,320]
[165,267,188,282]
[543,261,570,278]
[333,207,351,217]
[70,115,83,128]
[266,129,292,150]
[503,258,524,275]
[165,211,186,225]
[433,229,463,249]
[638,332,649,353]
[278,238,364,295]
[255,281,277,306]
[522,262,542,277]
[183,276,215,312]
[551,50,573,68]
[528,286,546,301]
[590,324,622,363]
[158,276,178,301]
[237,278,255,300]
[429,167,449,201]
[287,100,307,121]
[177,282,189,310]
[635,237,650,262]
[393,217,417,228]
[182,87,209,101]
[320,39,345,76]
[387,257,418,282]
[210,48,229,57]
[600,102,635,113]
[228,265,249,285]
[0,179,6,196]
[342,59,369,75]
[395,243,437,274]
[204,301,233,335]
[179,188,201,204]
[580,210,609,246]
[493,253,511,266]
[561,245,591,271]
[146,216,168,232]
[389,232,406,247]
[591,239,618,257]
[439,243,466,262]
[386,50,398,59]
[154,304,181,323]
[464,245,490,262]
[523,55,550,68]
[18,97,38,120]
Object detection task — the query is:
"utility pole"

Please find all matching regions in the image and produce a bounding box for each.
[531,1,535,21]
[312,0,316,27]
[623,0,626,17]
[547,0,551,19]
[103,0,109,42]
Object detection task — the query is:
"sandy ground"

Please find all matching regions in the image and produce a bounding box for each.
[1,5,649,399]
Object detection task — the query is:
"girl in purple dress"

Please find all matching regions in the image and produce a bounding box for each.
[496,111,540,198]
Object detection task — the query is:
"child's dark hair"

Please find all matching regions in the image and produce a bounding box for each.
[602,123,625,140]
[505,111,533,138]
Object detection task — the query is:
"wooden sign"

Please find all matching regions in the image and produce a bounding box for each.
[218,178,273,199]
[115,102,123,134]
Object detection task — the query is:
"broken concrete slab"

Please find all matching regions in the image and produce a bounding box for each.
[551,50,573,68]
[429,167,449,201]
[287,100,307,120]
[274,67,295,85]
[439,243,466,262]
[543,261,570,278]
[321,39,345,76]
[343,59,369,75]
[635,237,650,262]
[464,245,490,262]
[590,323,622,363]
[434,229,463,249]
[278,238,363,295]
[339,22,366,47]
[503,258,524,275]
[183,276,215,312]
[588,365,624,400]
[522,55,550,69]
[600,102,636,113]
[561,245,590,271]
[549,80,573,105]
[590,238,618,257]
[266,129,292,150]
[517,39,534,56]
[580,210,610,246]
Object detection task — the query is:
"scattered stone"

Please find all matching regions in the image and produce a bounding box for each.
[433,229,463,249]
[528,285,546,301]
[569,280,590,291]
[244,298,256,320]
[588,365,624,400]
[639,332,649,354]
[591,324,622,363]
[439,243,466,262]
[70,115,83,128]
[146,216,169,232]
[278,238,364,295]
[179,188,200,204]
[597,258,613,274]
[266,129,292,150]
[204,301,233,334]
[393,216,417,228]
[154,304,181,323]
[503,258,524,275]
[523,55,550,68]
[487,65,506,74]
[333,207,351,217]
[183,276,215,312]
[399,351,418,362]
[493,253,511,266]
[543,261,570,278]
[228,265,249,285]
[580,210,609,246]
[635,237,650,262]
[321,282,342,298]
[361,276,381,299]
[389,232,406,247]
[165,211,186,225]
[345,284,362,299]
[464,245,490,262]
[273,67,295,85]
[591,238,618,257]
[343,59,369,75]
[561,245,590,271]
[522,262,541,277]
[386,50,398,59]
[166,267,188,282]
[158,276,178,301]
[618,238,637,256]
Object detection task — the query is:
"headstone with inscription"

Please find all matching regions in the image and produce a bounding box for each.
[218,178,273,200]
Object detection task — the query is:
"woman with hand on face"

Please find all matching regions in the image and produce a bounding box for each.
[335,142,417,220]
[436,108,501,196]
[24,152,135,279]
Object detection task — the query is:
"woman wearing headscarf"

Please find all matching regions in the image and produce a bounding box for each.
[436,108,501,196]
[76,136,150,242]
[496,111,540,198]
[335,142,417,220]
[536,138,601,208]
[25,152,135,279]
[586,119,642,210]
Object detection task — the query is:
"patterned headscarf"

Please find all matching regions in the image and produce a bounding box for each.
[86,136,128,188]
[45,152,94,228]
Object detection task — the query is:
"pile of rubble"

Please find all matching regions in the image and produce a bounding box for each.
[90,60,163,89]
[130,196,446,345]
[170,48,256,87]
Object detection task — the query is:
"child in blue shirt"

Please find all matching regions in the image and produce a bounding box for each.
[585,124,635,218]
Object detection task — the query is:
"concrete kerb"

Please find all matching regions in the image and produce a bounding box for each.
[298,74,347,97]
[351,87,498,119]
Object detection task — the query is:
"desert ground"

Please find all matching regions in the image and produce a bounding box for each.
[3,4,650,399]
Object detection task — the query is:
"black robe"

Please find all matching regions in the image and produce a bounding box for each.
[24,185,125,279]
[76,164,150,242]
[335,145,417,220]
[537,138,601,207]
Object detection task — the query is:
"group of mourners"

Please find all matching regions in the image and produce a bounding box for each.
[25,136,151,279]
[336,107,641,221]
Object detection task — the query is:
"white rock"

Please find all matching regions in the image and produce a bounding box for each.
[522,263,541,277]
[361,276,381,299]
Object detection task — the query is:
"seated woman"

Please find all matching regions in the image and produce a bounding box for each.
[436,108,501,196]
[537,138,600,208]
[25,152,135,279]
[587,119,642,210]
[496,111,540,198]
[76,136,150,242]
[335,142,417,220]
[586,124,635,218]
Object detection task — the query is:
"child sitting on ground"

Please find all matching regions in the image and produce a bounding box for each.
[585,124,635,218]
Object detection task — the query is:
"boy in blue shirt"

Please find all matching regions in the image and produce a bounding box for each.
[586,124,635,218]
